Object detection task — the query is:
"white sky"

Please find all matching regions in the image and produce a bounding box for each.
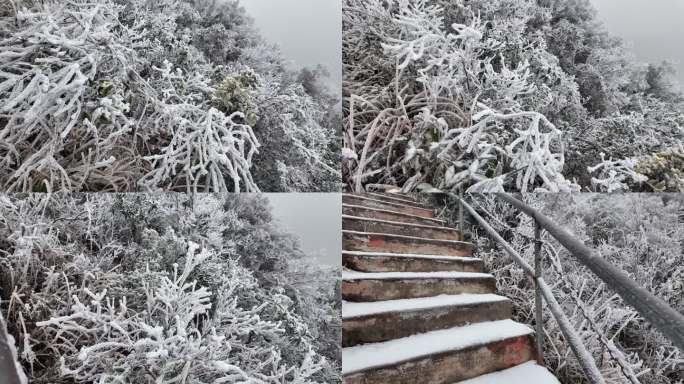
[591,0,684,89]
[240,0,342,92]
[267,193,341,267]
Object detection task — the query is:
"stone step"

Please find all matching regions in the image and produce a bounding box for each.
[342,271,496,301]
[457,361,561,384]
[342,251,484,273]
[342,320,536,384]
[363,192,431,209]
[343,230,475,257]
[343,194,435,218]
[343,204,446,227]
[342,294,512,347]
[343,215,462,241]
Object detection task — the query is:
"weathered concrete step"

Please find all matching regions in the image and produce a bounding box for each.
[363,192,430,209]
[343,204,446,227]
[342,320,536,384]
[343,251,483,273]
[343,230,475,257]
[343,215,462,241]
[342,294,512,347]
[343,194,435,218]
[342,271,496,301]
[457,361,560,384]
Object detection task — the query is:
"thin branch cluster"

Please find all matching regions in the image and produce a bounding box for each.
[436,194,684,384]
[343,0,684,192]
[0,0,340,192]
[0,194,341,383]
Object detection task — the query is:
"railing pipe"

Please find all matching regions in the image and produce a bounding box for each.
[496,193,684,351]
[450,193,606,384]
[454,194,535,276]
[458,187,465,234]
[534,221,544,365]
[537,279,607,384]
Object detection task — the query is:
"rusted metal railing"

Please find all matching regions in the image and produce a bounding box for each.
[452,192,684,384]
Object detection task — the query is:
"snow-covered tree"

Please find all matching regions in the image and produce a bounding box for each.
[0,0,339,192]
[343,0,684,192]
[0,193,341,383]
[433,193,684,384]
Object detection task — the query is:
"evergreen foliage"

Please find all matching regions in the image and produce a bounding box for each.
[0,0,340,192]
[0,193,341,383]
[343,0,684,192]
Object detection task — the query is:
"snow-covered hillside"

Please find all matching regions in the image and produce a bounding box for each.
[0,193,341,383]
[342,0,684,193]
[0,0,340,192]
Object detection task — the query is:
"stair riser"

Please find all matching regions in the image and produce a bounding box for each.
[343,254,483,273]
[343,335,536,384]
[343,205,443,226]
[343,233,474,257]
[342,278,496,301]
[343,195,434,218]
[343,217,462,241]
[343,301,512,347]
[362,193,429,209]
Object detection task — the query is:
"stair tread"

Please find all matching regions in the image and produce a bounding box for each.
[457,361,560,384]
[343,270,493,280]
[343,250,480,262]
[364,192,429,207]
[344,193,432,210]
[343,230,474,246]
[342,320,534,375]
[343,203,446,224]
[342,293,509,319]
[343,214,457,231]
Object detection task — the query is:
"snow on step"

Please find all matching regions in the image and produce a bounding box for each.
[342,215,455,231]
[343,203,446,226]
[343,251,480,263]
[343,270,492,281]
[342,319,534,375]
[343,214,461,240]
[364,192,429,208]
[342,293,509,319]
[343,230,475,256]
[457,361,560,384]
[343,194,435,218]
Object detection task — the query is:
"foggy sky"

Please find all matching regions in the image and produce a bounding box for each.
[240,0,342,92]
[267,194,341,267]
[591,0,684,89]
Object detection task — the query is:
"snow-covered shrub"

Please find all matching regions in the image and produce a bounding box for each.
[0,0,339,192]
[343,0,684,192]
[435,193,684,384]
[343,0,576,193]
[0,193,340,383]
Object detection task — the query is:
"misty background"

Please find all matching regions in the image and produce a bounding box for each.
[267,194,341,267]
[591,0,684,89]
[240,0,342,92]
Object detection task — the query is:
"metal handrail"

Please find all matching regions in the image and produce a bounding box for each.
[495,193,684,351]
[444,192,684,383]
[451,193,606,384]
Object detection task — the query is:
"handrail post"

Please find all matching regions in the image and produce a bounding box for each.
[534,220,545,365]
[458,187,464,237]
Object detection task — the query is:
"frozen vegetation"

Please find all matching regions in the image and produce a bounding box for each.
[343,0,684,193]
[0,0,341,192]
[434,193,684,384]
[0,194,341,383]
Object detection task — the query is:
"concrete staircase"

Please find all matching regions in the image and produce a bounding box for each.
[341,193,559,384]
